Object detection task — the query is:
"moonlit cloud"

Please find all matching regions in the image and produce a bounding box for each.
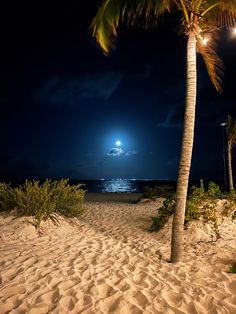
[156,104,184,128]
[125,150,137,156]
[34,71,123,105]
[107,147,124,157]
[80,72,122,100]
[107,148,137,157]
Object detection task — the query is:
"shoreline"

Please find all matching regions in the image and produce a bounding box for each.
[85,192,143,203]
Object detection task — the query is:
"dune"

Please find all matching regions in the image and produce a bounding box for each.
[0,197,236,313]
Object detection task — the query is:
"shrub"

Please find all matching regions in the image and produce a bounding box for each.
[207,181,223,199]
[149,195,175,231]
[232,211,236,220]
[185,186,204,223]
[12,179,85,228]
[223,191,236,220]
[0,183,16,212]
[150,182,225,233]
[228,263,236,273]
[14,180,58,228]
[143,184,174,200]
[50,179,85,217]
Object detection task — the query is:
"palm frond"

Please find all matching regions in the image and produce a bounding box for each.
[196,32,223,92]
[201,0,236,28]
[90,0,176,55]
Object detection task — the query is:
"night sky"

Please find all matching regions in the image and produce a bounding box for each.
[0,1,235,181]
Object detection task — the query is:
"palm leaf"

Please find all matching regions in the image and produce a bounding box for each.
[196,32,223,92]
[90,0,175,55]
[201,0,236,28]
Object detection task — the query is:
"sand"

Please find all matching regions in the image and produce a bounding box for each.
[0,196,236,313]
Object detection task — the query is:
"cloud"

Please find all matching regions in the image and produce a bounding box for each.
[107,148,137,157]
[156,104,184,128]
[107,147,124,157]
[0,156,50,178]
[167,157,179,166]
[79,72,122,100]
[34,71,123,105]
[125,150,137,156]
[136,64,153,79]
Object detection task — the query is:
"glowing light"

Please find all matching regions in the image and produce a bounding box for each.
[202,37,209,45]
[233,28,236,35]
[116,140,122,146]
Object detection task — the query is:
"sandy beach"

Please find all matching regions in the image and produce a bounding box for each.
[0,194,236,313]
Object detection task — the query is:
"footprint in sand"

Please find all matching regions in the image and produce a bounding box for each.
[46,276,64,289]
[132,290,149,307]
[59,295,75,311]
[0,301,14,314]
[225,295,236,307]
[163,291,183,307]
[118,280,130,292]
[132,272,149,288]
[0,285,26,298]
[96,281,118,298]
[229,280,236,294]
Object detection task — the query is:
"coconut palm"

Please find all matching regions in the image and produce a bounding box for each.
[90,0,236,262]
[226,115,236,192]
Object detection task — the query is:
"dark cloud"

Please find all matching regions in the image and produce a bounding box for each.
[125,150,137,156]
[0,157,50,178]
[107,148,137,157]
[156,104,184,128]
[107,148,124,157]
[34,71,123,106]
[167,157,178,166]
[136,64,153,79]
[79,72,123,100]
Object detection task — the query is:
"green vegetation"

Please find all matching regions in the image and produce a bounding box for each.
[228,263,236,273]
[0,179,85,228]
[149,195,175,231]
[222,191,236,220]
[150,182,236,234]
[143,184,174,200]
[0,183,16,211]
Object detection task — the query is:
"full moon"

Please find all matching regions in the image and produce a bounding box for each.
[116,140,122,146]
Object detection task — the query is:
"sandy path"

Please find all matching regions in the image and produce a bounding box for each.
[0,200,236,313]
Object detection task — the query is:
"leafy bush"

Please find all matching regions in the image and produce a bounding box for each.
[207,181,223,199]
[50,179,85,217]
[150,182,226,233]
[14,180,58,228]
[0,183,16,212]
[0,179,85,228]
[228,263,236,273]
[223,191,236,220]
[185,186,204,223]
[143,184,174,200]
[232,211,236,220]
[149,195,175,231]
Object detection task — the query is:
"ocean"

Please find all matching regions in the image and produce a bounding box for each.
[77,179,176,193]
[71,178,223,193]
[73,179,178,193]
[4,178,221,193]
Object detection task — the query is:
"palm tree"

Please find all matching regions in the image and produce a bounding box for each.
[90,1,236,262]
[226,115,236,192]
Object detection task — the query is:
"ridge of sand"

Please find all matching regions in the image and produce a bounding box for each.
[0,199,236,313]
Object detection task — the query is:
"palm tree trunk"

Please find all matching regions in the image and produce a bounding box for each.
[227,142,234,191]
[170,33,197,263]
